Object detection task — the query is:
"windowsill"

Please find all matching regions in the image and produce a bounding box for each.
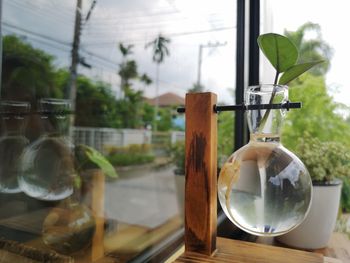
[256,232,350,263]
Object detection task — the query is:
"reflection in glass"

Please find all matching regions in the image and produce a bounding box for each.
[0,100,30,193]
[18,99,75,200]
[42,198,96,255]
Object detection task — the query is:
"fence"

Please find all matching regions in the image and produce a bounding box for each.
[72,127,184,154]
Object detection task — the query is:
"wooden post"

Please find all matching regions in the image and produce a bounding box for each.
[90,170,105,261]
[185,92,217,255]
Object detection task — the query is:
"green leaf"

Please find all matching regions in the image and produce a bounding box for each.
[258,33,298,73]
[278,61,323,85]
[75,144,118,178]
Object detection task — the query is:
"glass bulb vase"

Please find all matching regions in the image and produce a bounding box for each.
[0,100,30,193]
[218,85,312,236]
[42,198,96,255]
[18,99,75,201]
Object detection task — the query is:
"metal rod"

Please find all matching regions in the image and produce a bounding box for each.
[177,101,302,113]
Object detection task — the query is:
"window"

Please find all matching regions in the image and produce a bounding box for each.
[0,0,238,261]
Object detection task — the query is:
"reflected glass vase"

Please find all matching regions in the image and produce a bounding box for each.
[42,197,96,255]
[0,101,30,193]
[18,99,75,200]
[218,85,312,236]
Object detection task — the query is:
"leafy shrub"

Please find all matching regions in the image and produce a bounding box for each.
[341,177,350,213]
[105,144,152,155]
[296,133,350,212]
[296,134,350,182]
[106,144,155,166]
[108,154,155,166]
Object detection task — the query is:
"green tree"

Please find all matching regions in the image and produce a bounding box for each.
[116,89,145,128]
[146,34,171,131]
[156,108,172,131]
[282,73,350,150]
[118,43,138,99]
[119,43,134,57]
[1,35,63,103]
[76,76,120,128]
[139,73,153,92]
[218,111,234,164]
[142,103,155,128]
[116,42,154,128]
[284,22,333,76]
[281,23,349,149]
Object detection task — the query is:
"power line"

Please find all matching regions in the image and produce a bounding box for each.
[2,22,71,46]
[89,8,178,22]
[9,0,74,22]
[89,12,231,28]
[3,21,118,71]
[83,26,236,46]
[80,47,117,67]
[3,29,71,54]
[6,0,74,26]
[83,18,231,35]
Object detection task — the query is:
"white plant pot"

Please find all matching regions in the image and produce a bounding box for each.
[277,181,342,249]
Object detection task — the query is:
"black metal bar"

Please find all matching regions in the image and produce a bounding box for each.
[177,101,301,113]
[235,0,248,151]
[249,0,260,86]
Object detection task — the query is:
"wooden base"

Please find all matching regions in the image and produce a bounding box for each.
[174,237,324,263]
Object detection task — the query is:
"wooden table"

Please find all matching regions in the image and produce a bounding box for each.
[173,234,350,263]
[255,232,350,263]
[174,237,325,263]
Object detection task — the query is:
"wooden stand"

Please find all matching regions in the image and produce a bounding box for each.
[174,92,325,263]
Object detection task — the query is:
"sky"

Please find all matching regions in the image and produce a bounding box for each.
[2,0,349,108]
[2,0,237,103]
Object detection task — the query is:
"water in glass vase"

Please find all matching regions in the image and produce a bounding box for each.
[218,134,312,236]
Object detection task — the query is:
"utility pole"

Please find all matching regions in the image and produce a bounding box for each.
[66,0,82,114]
[67,0,96,121]
[197,41,227,87]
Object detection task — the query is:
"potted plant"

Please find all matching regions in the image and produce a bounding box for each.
[277,134,349,249]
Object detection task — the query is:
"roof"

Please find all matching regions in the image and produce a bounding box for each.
[145,92,185,107]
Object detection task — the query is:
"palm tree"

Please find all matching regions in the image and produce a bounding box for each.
[118,43,137,97]
[139,73,153,93]
[119,43,134,58]
[284,22,333,76]
[145,34,170,131]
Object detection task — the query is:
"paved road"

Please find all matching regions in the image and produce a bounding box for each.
[104,166,184,229]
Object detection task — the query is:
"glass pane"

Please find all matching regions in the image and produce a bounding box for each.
[0,0,236,261]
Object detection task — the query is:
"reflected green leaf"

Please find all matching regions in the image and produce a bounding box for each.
[75,144,118,178]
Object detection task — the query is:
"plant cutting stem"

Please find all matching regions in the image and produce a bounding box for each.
[257,72,279,132]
